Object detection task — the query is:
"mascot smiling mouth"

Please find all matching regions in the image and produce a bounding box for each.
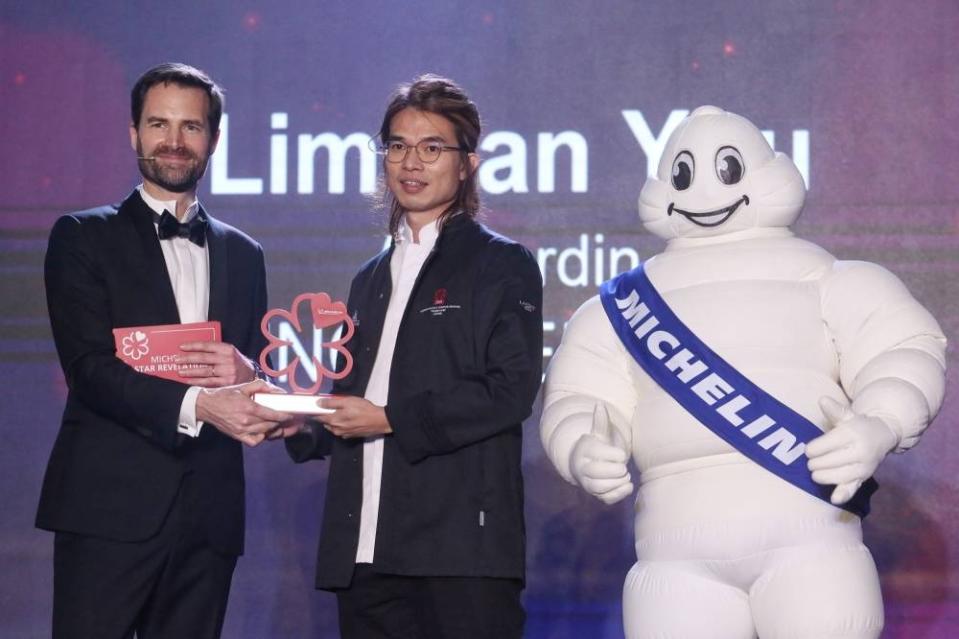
[667,195,750,228]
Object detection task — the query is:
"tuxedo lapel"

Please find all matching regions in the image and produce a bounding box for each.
[205,210,229,326]
[117,191,180,325]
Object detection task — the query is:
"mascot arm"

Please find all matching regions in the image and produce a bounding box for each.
[540,296,637,484]
[821,260,947,451]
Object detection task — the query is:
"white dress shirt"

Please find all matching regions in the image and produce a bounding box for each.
[137,185,210,437]
[355,216,439,563]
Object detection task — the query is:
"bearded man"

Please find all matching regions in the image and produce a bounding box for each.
[38,62,289,639]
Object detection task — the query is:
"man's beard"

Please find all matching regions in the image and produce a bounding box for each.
[136,140,210,193]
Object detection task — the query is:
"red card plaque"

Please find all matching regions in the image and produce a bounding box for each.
[112,321,221,381]
[253,292,355,415]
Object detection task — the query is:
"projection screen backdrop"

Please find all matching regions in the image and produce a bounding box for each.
[1,1,957,637]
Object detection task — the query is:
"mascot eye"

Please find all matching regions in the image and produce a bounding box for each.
[715,146,744,185]
[671,151,695,190]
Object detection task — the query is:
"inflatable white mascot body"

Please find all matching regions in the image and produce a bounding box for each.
[540,106,947,639]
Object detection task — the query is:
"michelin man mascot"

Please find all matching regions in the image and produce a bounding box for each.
[540,106,946,639]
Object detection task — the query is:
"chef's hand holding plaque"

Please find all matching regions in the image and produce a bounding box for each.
[253,292,354,415]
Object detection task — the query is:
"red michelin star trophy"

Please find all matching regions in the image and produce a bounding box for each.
[252,292,354,414]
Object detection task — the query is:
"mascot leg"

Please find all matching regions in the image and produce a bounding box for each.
[622,560,755,639]
[750,543,884,639]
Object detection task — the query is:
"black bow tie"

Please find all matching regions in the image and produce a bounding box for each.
[156,210,207,247]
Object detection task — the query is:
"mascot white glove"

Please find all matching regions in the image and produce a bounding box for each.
[569,404,634,505]
[806,397,899,506]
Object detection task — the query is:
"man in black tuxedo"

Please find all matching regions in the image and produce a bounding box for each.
[37,63,290,639]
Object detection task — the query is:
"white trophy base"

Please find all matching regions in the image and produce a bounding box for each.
[252,393,335,415]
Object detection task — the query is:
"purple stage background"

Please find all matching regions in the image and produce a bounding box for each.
[2,1,957,636]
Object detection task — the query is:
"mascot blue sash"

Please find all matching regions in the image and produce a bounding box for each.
[599,263,876,518]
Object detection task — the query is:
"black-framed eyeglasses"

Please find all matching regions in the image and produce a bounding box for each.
[380,139,466,164]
